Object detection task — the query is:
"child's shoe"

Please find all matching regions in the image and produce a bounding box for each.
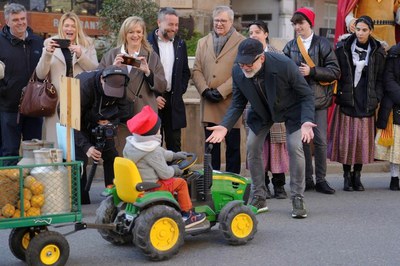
[182,210,206,228]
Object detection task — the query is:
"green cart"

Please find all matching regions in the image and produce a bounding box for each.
[0,156,81,265]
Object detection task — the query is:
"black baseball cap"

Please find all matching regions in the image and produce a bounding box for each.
[101,65,130,98]
[236,38,264,64]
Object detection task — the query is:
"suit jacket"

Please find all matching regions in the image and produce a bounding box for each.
[192,30,245,128]
[148,30,191,129]
[36,36,99,145]
[221,52,314,135]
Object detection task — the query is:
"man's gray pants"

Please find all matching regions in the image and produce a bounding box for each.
[247,126,305,200]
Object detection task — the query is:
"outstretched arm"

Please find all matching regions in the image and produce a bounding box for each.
[205,125,228,143]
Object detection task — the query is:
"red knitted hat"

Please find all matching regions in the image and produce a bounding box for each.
[295,7,315,27]
[127,105,161,136]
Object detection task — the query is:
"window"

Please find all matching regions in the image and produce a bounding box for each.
[324,3,337,28]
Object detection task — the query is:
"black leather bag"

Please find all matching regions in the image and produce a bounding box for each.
[19,71,58,117]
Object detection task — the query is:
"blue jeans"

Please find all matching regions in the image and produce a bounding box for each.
[0,112,42,156]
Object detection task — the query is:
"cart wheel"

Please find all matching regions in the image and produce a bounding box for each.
[95,196,132,245]
[133,205,184,261]
[219,204,257,245]
[9,227,38,261]
[25,231,69,266]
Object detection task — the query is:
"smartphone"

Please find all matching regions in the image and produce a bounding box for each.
[122,55,141,67]
[52,38,71,49]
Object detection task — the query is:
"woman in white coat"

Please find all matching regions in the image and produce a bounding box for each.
[36,12,98,145]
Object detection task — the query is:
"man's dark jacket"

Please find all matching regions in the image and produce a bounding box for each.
[148,29,191,129]
[377,43,400,129]
[221,52,314,135]
[74,70,132,153]
[283,34,340,110]
[0,26,43,112]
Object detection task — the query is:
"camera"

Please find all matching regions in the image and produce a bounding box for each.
[92,123,117,141]
[122,55,141,67]
[52,38,71,49]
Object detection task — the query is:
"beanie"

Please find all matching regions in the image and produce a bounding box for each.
[295,7,315,27]
[126,105,161,136]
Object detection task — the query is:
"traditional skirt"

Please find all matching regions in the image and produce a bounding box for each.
[328,107,375,165]
[262,137,289,173]
[375,124,400,164]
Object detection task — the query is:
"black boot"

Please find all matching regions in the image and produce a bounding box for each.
[389,176,400,191]
[343,171,353,191]
[352,171,365,191]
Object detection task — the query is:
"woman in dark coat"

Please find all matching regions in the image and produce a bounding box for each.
[329,16,385,191]
[375,43,400,191]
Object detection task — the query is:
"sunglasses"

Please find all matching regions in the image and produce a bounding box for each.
[238,54,263,68]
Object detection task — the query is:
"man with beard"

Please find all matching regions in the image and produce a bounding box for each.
[206,38,316,218]
[148,7,190,152]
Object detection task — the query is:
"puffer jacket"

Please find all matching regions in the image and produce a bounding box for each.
[335,33,385,117]
[376,43,400,129]
[0,26,43,112]
[283,34,340,110]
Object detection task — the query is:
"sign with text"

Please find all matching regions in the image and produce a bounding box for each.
[0,11,106,36]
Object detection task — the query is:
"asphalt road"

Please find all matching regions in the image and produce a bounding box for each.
[1,172,399,266]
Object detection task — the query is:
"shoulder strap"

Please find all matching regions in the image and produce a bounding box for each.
[296,36,315,68]
[133,53,150,97]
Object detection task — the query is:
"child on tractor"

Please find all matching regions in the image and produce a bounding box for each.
[123,105,206,228]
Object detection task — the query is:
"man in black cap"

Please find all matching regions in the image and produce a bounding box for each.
[74,65,132,204]
[206,38,315,218]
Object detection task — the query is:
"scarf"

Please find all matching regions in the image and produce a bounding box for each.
[212,27,235,57]
[351,39,370,87]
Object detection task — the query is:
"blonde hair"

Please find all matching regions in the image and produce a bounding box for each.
[117,16,152,53]
[58,12,93,48]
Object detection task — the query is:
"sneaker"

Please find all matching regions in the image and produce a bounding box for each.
[274,186,288,199]
[292,196,307,218]
[182,210,206,228]
[249,196,269,213]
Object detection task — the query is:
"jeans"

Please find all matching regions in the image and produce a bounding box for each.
[247,126,305,200]
[0,112,42,156]
[303,109,327,183]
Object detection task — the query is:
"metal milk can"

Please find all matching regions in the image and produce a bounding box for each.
[30,148,69,214]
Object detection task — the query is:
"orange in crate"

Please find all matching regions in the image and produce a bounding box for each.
[1,203,16,218]
[30,181,45,195]
[12,209,26,218]
[23,188,32,200]
[30,194,45,208]
[24,175,36,188]
[17,199,31,211]
[26,207,41,217]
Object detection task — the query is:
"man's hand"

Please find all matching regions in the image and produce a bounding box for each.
[202,88,223,103]
[299,63,311,76]
[156,96,166,109]
[205,125,228,143]
[86,146,102,161]
[301,122,317,143]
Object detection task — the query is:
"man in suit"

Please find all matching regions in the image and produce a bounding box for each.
[148,7,191,152]
[192,5,245,174]
[207,38,316,218]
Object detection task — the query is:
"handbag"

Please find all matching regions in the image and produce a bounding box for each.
[19,71,58,117]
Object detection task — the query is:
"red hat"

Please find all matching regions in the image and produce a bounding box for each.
[295,7,315,27]
[127,105,161,136]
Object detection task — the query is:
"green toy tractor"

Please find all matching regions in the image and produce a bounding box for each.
[95,144,257,261]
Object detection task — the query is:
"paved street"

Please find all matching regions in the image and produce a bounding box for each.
[1,171,399,266]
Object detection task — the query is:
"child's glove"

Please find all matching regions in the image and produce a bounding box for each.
[172,152,188,160]
[172,165,183,176]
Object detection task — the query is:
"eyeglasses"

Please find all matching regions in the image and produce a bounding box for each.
[214,19,229,24]
[238,54,263,68]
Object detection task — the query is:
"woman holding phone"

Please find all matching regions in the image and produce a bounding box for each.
[36,12,98,145]
[99,16,167,155]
